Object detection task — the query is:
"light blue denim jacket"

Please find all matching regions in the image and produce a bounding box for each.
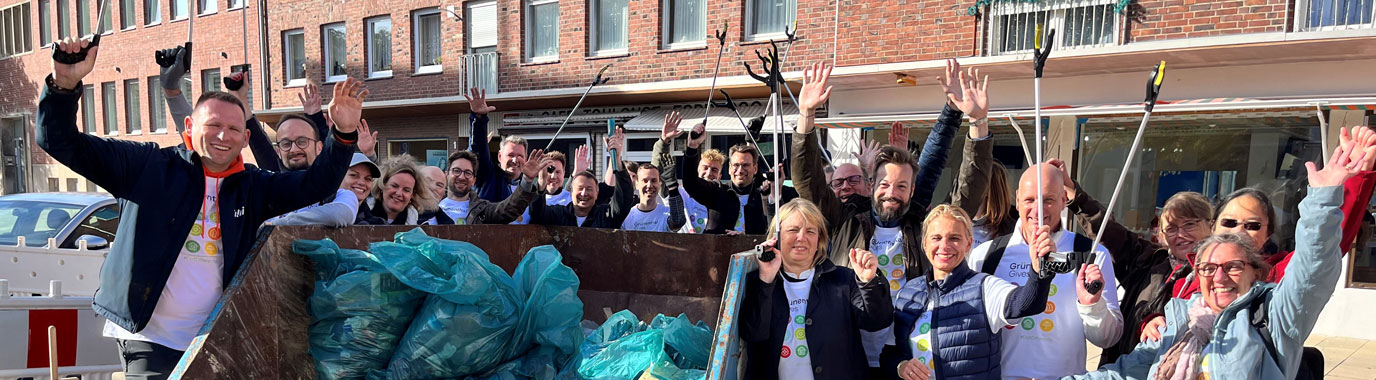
[1067,185,1344,380]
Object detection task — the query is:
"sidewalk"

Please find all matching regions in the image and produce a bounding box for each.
[1086,335,1376,379]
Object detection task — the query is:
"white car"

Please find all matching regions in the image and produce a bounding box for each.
[0,192,118,249]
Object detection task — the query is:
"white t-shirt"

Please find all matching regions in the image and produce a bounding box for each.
[105,177,226,351]
[778,268,816,380]
[965,224,1120,380]
[439,198,470,225]
[671,187,709,233]
[576,215,588,226]
[906,276,1020,371]
[622,203,672,232]
[860,225,907,366]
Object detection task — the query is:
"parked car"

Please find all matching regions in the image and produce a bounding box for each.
[0,192,118,249]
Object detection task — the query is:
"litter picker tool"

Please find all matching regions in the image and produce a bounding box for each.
[746,39,788,241]
[53,0,111,64]
[1003,114,1035,165]
[1312,101,1331,162]
[1052,61,1166,295]
[224,1,251,91]
[155,2,194,70]
[544,64,612,151]
[695,22,730,141]
[1031,25,1055,234]
[712,89,768,155]
[767,24,833,164]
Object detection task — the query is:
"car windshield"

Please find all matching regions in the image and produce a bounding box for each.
[0,200,85,247]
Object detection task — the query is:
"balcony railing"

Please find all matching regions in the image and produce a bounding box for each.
[986,0,1119,56]
[1298,0,1375,31]
[462,51,499,95]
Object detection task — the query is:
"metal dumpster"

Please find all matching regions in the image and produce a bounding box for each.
[167,225,763,379]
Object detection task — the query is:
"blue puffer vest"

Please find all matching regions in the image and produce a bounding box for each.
[891,265,1001,380]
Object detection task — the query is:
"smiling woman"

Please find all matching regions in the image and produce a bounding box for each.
[355,156,439,225]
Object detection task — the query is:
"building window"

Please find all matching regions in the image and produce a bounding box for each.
[47,178,58,192]
[590,0,627,55]
[322,22,346,82]
[366,16,392,78]
[412,8,442,74]
[101,82,117,135]
[746,0,794,40]
[39,0,51,46]
[65,178,77,192]
[148,76,167,133]
[197,0,214,15]
[119,0,133,29]
[97,0,111,33]
[664,0,705,48]
[987,0,1117,55]
[76,0,88,35]
[57,0,68,38]
[0,2,33,58]
[229,0,243,9]
[181,75,193,101]
[171,0,187,20]
[124,79,141,134]
[525,0,558,61]
[81,85,96,134]
[201,68,220,93]
[465,1,497,54]
[144,0,159,24]
[1301,0,1375,30]
[282,29,305,85]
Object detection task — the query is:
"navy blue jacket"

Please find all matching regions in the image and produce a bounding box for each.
[742,260,893,379]
[468,113,520,203]
[36,79,354,333]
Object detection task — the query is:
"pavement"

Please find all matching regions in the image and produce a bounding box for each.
[1085,334,1376,380]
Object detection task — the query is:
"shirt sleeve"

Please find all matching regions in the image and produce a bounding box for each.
[269,189,360,227]
[966,240,992,272]
[983,276,1018,332]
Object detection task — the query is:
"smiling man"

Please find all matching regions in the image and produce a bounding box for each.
[39,37,362,379]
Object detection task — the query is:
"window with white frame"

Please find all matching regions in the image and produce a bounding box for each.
[39,0,51,46]
[144,0,159,24]
[412,8,442,73]
[283,29,305,85]
[124,79,141,134]
[101,82,117,135]
[367,17,392,78]
[664,0,705,48]
[81,85,95,134]
[148,76,167,133]
[322,23,347,82]
[201,68,221,93]
[590,0,628,55]
[0,3,33,58]
[197,0,215,15]
[120,0,134,29]
[97,0,111,33]
[466,1,497,54]
[171,0,187,20]
[525,0,559,61]
[746,0,794,40]
[986,0,1117,56]
[57,0,68,39]
[76,0,88,35]
[1300,0,1375,31]
[229,0,244,9]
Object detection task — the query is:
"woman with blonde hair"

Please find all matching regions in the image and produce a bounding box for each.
[880,204,1055,380]
[741,198,892,379]
[356,156,439,225]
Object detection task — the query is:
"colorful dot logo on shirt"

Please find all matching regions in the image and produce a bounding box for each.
[208,227,221,240]
[890,268,904,279]
[781,346,791,358]
[1040,319,1055,332]
[1045,301,1056,314]
[892,254,905,266]
[890,280,901,291]
[878,255,890,266]
[184,240,200,253]
[1049,284,1058,297]
[190,224,203,236]
[1020,318,1035,330]
[210,212,219,224]
[197,212,204,220]
[794,315,806,324]
[205,242,219,256]
[918,356,927,364]
[919,322,931,334]
[794,328,806,341]
[1199,373,1209,380]
[915,339,930,352]
[796,345,809,357]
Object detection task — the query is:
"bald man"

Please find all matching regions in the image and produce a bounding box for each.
[417,166,456,225]
[830,162,871,199]
[966,162,1124,380]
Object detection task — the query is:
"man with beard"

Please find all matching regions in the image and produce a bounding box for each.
[791,59,993,376]
[530,128,634,228]
[439,150,548,225]
[464,88,530,207]
[262,114,361,227]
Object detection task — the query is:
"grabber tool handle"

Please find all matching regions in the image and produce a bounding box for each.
[53,33,100,64]
[1033,25,1055,78]
[715,22,728,45]
[593,64,612,86]
[1144,61,1166,112]
[224,64,251,91]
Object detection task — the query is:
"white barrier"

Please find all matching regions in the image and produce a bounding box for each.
[0,237,106,297]
[0,280,121,380]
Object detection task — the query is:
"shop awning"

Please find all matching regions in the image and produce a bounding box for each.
[817,96,1376,129]
[501,111,643,129]
[622,104,800,134]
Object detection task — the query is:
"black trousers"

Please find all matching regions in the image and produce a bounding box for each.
[116,339,184,380]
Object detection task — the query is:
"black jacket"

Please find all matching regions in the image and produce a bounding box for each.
[681,146,771,235]
[530,169,635,228]
[35,79,353,333]
[467,178,540,225]
[742,260,893,379]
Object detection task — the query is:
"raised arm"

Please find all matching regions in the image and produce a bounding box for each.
[465,88,499,191]
[260,78,365,216]
[470,153,546,225]
[156,45,192,133]
[1338,127,1376,254]
[940,60,994,217]
[1057,159,1167,284]
[682,123,731,209]
[268,189,359,227]
[657,112,688,231]
[791,62,847,230]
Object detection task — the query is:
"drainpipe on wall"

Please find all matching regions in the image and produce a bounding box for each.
[257,0,272,109]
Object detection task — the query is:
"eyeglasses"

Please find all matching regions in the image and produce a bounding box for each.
[275,137,318,151]
[1163,219,1205,236]
[1218,218,1265,231]
[1195,259,1249,277]
[450,169,475,179]
[830,175,863,189]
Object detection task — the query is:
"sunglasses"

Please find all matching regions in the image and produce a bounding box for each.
[1218,218,1265,231]
[1195,259,1250,277]
[829,175,864,189]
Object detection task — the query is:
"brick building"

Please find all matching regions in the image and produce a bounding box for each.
[3,0,1376,338]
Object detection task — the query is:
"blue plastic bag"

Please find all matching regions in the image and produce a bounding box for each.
[571,310,711,380]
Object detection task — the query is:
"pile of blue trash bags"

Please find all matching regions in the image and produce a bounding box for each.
[294,228,713,380]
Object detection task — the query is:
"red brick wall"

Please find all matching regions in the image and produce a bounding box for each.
[834,0,979,65]
[1128,0,1291,42]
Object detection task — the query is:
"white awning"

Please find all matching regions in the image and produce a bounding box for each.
[623,104,800,134]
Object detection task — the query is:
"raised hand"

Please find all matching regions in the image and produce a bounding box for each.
[52,37,100,90]
[797,61,834,134]
[937,59,990,120]
[1076,263,1105,305]
[1140,316,1167,342]
[226,71,252,118]
[521,149,550,180]
[853,140,882,177]
[1307,130,1366,188]
[1342,126,1376,172]
[661,111,684,142]
[605,127,626,152]
[1028,225,1055,275]
[328,77,368,133]
[757,235,782,283]
[850,248,879,283]
[298,83,322,114]
[1047,158,1076,201]
[888,121,910,149]
[357,119,378,157]
[572,144,591,175]
[465,88,497,115]
[687,123,708,149]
